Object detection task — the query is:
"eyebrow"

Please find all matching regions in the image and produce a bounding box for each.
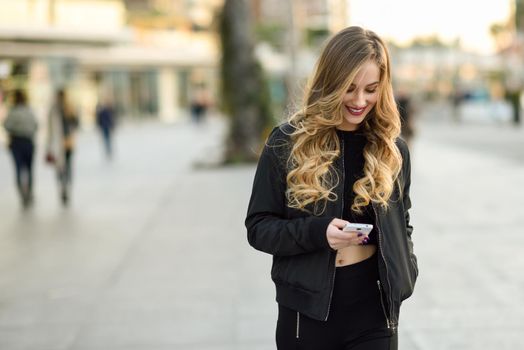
[349,81,380,88]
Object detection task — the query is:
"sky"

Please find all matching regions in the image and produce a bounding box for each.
[348,0,512,54]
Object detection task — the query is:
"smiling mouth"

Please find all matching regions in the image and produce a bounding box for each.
[346,106,366,116]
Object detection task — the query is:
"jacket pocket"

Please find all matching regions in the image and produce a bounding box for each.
[271,250,329,293]
[399,255,418,301]
[407,255,419,295]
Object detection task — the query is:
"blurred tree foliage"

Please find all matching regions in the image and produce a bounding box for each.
[410,35,449,48]
[255,23,286,50]
[489,22,512,52]
[219,0,273,163]
[305,28,330,48]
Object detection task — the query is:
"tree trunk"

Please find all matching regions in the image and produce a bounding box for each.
[219,0,272,163]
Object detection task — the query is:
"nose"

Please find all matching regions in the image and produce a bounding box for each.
[352,90,366,107]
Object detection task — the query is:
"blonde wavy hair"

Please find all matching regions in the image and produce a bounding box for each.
[285,26,402,215]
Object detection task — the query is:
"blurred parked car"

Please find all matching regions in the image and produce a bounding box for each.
[459,88,512,123]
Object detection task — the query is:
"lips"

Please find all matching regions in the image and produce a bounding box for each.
[345,105,366,116]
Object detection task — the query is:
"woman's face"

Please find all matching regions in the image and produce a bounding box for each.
[339,60,380,131]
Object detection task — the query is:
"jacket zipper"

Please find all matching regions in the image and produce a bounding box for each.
[377,280,391,328]
[296,311,300,339]
[324,257,337,321]
[324,136,345,321]
[373,204,395,330]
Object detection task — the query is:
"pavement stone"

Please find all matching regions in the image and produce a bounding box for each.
[0,113,523,349]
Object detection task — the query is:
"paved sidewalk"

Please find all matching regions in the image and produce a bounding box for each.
[0,116,523,349]
[400,121,524,349]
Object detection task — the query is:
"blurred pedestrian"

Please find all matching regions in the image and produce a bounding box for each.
[3,89,38,208]
[45,89,79,206]
[246,26,417,350]
[451,88,464,123]
[505,88,522,126]
[190,83,210,123]
[95,97,116,159]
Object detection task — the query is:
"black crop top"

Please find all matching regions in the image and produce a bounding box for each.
[337,129,378,246]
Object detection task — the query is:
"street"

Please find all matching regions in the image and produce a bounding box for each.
[1,112,523,349]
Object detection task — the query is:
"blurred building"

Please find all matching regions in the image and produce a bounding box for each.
[252,0,349,113]
[486,0,524,124]
[0,0,222,127]
[390,41,504,99]
[0,0,128,126]
[253,0,347,48]
[125,0,222,31]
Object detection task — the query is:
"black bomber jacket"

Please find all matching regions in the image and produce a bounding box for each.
[245,123,418,332]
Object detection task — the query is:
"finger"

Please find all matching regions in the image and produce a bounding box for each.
[330,233,354,244]
[331,230,356,241]
[357,236,370,245]
[330,218,349,229]
[344,231,363,240]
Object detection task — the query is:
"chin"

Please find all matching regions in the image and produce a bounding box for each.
[343,115,365,126]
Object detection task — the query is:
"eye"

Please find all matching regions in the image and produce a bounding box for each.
[346,87,355,93]
[366,89,377,94]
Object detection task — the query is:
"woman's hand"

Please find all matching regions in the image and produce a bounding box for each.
[326,218,368,250]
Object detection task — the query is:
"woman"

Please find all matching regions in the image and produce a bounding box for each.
[245,26,418,350]
[3,90,38,208]
[46,89,78,206]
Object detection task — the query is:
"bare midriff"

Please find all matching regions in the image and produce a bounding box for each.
[335,244,377,267]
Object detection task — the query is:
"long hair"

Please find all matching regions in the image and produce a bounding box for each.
[13,90,27,106]
[56,89,76,120]
[285,26,402,214]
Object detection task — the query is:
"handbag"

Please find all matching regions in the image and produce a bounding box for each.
[45,152,56,164]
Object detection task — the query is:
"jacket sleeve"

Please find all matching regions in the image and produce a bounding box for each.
[245,128,334,256]
[400,141,418,276]
[3,112,13,133]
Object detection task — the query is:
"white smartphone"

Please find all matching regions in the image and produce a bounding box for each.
[343,223,373,235]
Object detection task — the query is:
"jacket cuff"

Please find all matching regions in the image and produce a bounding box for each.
[309,216,335,249]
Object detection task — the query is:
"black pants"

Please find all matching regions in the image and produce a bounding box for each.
[57,149,73,204]
[100,127,112,158]
[276,253,397,350]
[9,136,35,205]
